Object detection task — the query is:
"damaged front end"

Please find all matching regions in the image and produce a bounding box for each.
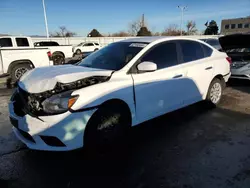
[12,76,110,117]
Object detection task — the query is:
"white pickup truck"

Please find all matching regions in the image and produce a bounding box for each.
[0,36,53,83]
[0,36,73,83]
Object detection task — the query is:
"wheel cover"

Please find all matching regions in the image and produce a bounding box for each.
[210,82,222,104]
[15,67,28,79]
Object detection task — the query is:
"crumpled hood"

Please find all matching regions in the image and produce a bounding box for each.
[18,65,113,93]
[219,34,250,50]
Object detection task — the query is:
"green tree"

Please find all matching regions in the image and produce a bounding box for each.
[204,20,219,35]
[88,29,103,37]
[137,26,152,36]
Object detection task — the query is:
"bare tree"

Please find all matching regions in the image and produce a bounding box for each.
[128,18,144,36]
[51,26,76,37]
[153,32,161,36]
[186,20,198,35]
[111,31,131,37]
[162,24,186,36]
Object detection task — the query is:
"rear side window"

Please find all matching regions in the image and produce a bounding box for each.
[179,40,204,63]
[141,43,178,69]
[84,43,94,46]
[94,43,99,45]
[0,38,13,47]
[16,38,29,47]
[206,39,219,46]
[40,42,59,46]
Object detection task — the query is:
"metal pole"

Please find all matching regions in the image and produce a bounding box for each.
[181,9,183,35]
[177,6,187,36]
[42,0,49,38]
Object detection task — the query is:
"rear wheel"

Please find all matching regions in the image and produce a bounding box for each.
[76,49,81,55]
[10,63,32,84]
[52,54,65,65]
[206,78,224,106]
[94,48,98,51]
[84,103,131,156]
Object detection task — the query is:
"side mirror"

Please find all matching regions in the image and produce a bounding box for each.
[137,61,157,73]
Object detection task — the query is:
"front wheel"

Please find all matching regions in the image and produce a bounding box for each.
[84,103,131,155]
[206,78,224,106]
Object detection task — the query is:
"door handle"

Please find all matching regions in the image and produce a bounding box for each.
[173,74,183,78]
[205,66,213,70]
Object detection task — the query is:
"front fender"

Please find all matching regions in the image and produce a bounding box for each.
[71,75,136,125]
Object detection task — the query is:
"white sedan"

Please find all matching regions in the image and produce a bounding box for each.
[9,37,231,151]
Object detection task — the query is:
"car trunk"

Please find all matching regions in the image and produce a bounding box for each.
[219,34,250,69]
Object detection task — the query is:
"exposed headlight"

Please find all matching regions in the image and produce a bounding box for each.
[42,90,78,114]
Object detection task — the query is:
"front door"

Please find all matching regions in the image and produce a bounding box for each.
[131,42,187,124]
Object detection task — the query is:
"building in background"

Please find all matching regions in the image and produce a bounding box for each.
[221,17,250,35]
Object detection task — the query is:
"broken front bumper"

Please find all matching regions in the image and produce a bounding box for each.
[9,101,96,151]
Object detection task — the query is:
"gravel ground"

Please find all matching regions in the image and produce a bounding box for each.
[0,80,250,188]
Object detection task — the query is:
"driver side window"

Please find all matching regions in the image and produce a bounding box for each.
[141,42,178,70]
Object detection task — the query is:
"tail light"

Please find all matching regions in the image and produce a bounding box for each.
[47,51,52,57]
[47,51,52,60]
[226,57,232,64]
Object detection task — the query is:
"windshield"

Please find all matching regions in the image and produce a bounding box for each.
[78,42,148,70]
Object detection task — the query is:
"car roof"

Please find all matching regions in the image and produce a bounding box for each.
[122,36,202,43]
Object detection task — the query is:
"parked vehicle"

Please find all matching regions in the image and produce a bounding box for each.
[200,38,222,50]
[0,36,52,83]
[9,37,231,151]
[34,40,73,65]
[219,33,250,80]
[72,42,100,55]
[34,41,59,46]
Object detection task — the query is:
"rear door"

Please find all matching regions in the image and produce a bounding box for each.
[177,40,214,104]
[131,41,189,123]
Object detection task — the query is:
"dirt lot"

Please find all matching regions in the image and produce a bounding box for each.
[1,80,250,188]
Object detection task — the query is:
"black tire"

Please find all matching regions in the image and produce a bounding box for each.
[52,54,65,65]
[84,102,131,155]
[206,78,224,106]
[94,48,98,51]
[76,49,81,55]
[10,63,32,84]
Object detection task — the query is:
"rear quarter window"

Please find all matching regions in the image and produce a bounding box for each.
[201,44,213,57]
